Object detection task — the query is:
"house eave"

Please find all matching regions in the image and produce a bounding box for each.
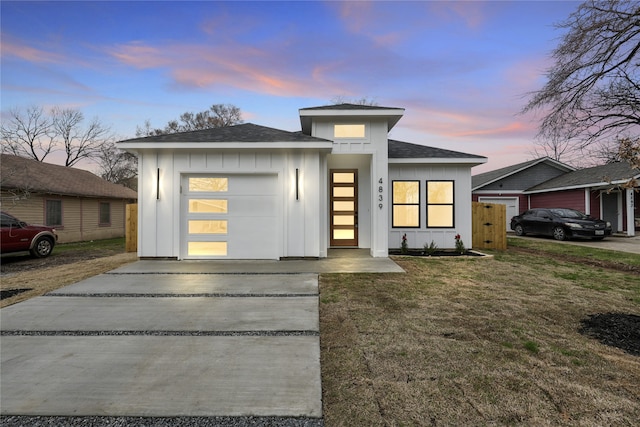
[524,177,640,194]
[117,141,335,152]
[389,157,487,165]
[299,108,405,134]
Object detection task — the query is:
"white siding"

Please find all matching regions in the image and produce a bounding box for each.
[388,164,473,250]
[136,149,323,259]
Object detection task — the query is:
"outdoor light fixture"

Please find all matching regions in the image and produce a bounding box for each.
[295,168,300,201]
[156,168,160,200]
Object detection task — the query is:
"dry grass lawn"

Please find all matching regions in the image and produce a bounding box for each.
[320,247,640,426]
[1,252,137,308]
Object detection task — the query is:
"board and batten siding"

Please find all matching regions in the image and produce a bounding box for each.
[137,149,324,259]
[388,164,473,250]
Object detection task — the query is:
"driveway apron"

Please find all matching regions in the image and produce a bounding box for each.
[0,271,322,418]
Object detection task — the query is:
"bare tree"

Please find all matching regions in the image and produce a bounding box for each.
[1,106,55,162]
[51,107,112,167]
[1,105,113,167]
[330,96,379,106]
[523,1,640,160]
[136,104,242,136]
[96,141,137,190]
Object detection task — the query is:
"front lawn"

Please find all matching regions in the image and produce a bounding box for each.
[320,241,640,425]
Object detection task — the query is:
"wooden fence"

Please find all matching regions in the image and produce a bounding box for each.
[472,202,507,250]
[125,203,137,253]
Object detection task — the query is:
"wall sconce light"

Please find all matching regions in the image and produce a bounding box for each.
[295,168,300,201]
[156,167,160,200]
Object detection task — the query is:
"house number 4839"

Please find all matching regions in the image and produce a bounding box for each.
[378,178,384,209]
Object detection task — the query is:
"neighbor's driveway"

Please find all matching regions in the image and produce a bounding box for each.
[513,234,640,255]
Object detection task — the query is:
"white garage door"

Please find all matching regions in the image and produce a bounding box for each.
[182,174,278,259]
[478,197,519,231]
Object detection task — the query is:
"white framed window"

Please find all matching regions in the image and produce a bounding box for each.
[334,124,365,138]
[426,180,454,228]
[392,181,420,227]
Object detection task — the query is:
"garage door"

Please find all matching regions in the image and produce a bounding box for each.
[478,197,518,231]
[182,174,278,259]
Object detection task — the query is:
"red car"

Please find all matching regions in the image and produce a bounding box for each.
[1,212,58,258]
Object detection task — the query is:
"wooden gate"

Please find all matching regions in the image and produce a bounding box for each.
[472,202,507,250]
[125,203,137,252]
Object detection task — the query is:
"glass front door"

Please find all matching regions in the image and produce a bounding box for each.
[330,169,358,247]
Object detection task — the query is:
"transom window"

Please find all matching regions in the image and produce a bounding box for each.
[334,124,365,138]
[392,181,420,228]
[426,180,454,228]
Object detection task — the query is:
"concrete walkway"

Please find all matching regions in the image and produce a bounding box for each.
[0,252,403,421]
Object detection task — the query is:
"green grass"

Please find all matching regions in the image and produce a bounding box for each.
[53,237,126,253]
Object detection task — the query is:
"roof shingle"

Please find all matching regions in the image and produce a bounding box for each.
[119,123,329,144]
[526,161,639,192]
[388,139,486,160]
[1,154,137,199]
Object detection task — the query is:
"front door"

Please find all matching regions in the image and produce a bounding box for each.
[330,169,358,247]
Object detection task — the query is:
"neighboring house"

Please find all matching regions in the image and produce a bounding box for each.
[473,158,639,236]
[472,157,575,230]
[525,162,639,236]
[118,103,487,260]
[1,154,138,243]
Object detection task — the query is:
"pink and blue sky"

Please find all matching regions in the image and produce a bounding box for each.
[1,1,578,174]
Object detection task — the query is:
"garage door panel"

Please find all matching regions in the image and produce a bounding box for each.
[227,217,278,259]
[228,196,278,217]
[183,174,279,259]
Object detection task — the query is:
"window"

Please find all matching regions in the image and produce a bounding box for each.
[392,181,420,227]
[45,200,62,227]
[188,199,228,213]
[189,177,228,192]
[334,124,365,138]
[426,181,454,228]
[99,202,111,226]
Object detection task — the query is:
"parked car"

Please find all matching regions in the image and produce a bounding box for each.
[0,212,58,257]
[510,208,612,241]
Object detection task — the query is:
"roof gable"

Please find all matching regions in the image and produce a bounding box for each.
[526,161,640,192]
[1,154,137,199]
[472,157,574,190]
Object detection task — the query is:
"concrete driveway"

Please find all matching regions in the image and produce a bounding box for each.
[1,253,403,424]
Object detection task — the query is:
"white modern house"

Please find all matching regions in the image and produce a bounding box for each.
[118,104,487,260]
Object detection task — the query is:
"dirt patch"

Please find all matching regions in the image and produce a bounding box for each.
[580,313,640,356]
[510,246,640,275]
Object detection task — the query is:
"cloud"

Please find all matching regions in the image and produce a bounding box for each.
[0,35,66,64]
[107,41,171,69]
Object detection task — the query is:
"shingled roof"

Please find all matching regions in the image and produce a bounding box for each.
[526,161,640,192]
[472,157,574,189]
[388,139,486,160]
[299,103,403,111]
[1,154,137,199]
[119,123,329,143]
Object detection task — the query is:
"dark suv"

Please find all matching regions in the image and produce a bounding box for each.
[0,212,58,257]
